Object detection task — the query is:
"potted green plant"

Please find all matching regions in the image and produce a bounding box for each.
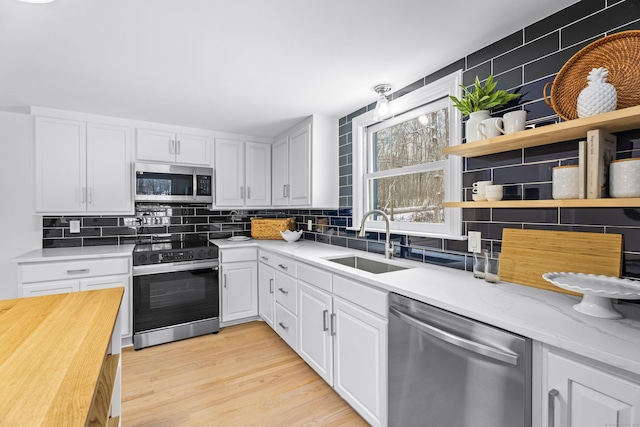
[450,75,522,142]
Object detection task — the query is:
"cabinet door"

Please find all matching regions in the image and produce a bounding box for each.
[258,263,275,328]
[21,280,80,297]
[271,136,289,206]
[545,349,640,427]
[298,281,333,384]
[221,261,258,323]
[136,129,174,162]
[81,275,131,339]
[35,117,87,213]
[86,123,133,213]
[333,297,387,427]
[214,139,245,206]
[288,122,311,206]
[245,142,271,206]
[175,133,211,166]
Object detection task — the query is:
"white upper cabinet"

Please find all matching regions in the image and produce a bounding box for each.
[245,141,271,206]
[214,138,271,208]
[35,117,133,214]
[136,129,211,166]
[272,114,338,208]
[87,123,133,213]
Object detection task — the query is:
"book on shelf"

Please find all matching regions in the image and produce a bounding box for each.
[578,140,587,199]
[586,129,617,199]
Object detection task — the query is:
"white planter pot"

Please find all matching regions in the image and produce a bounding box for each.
[466,110,491,143]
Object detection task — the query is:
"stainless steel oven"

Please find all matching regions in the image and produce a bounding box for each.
[133,242,219,350]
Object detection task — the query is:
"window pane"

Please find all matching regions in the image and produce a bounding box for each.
[372,107,448,172]
[368,170,444,223]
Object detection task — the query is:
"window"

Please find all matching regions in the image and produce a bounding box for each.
[352,71,462,238]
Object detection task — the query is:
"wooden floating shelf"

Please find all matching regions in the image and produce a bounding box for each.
[442,105,640,158]
[444,198,640,208]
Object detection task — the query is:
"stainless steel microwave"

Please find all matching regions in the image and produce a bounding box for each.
[134,162,213,203]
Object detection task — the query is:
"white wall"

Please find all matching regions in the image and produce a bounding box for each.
[0,111,41,300]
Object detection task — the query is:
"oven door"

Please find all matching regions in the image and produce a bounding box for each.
[133,261,219,348]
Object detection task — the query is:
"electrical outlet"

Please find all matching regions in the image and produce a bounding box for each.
[69,220,81,234]
[307,219,313,231]
[468,231,481,253]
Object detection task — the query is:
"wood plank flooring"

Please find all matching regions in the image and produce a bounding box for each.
[121,321,368,427]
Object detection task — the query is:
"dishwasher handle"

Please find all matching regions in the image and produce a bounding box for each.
[389,306,519,366]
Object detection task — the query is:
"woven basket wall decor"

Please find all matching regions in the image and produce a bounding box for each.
[543,30,640,120]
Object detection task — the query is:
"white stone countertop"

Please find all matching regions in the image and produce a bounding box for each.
[213,238,640,377]
[11,244,136,264]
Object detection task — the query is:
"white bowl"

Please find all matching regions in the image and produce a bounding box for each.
[280,230,303,242]
[472,194,487,202]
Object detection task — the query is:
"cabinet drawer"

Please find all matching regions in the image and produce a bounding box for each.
[297,262,332,293]
[20,257,130,284]
[275,303,297,351]
[258,250,276,267]
[275,272,297,314]
[333,275,388,318]
[274,255,297,277]
[221,247,257,263]
[21,280,81,297]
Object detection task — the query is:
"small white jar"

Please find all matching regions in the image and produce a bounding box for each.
[610,158,640,198]
[552,165,580,199]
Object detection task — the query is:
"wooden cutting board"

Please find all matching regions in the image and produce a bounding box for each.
[499,229,623,295]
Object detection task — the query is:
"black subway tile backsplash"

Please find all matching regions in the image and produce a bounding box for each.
[525,0,604,42]
[42,1,640,279]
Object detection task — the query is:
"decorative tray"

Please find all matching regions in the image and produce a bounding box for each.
[544,30,640,120]
[542,272,640,319]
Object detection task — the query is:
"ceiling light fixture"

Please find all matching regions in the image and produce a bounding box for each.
[17,0,55,3]
[373,84,392,121]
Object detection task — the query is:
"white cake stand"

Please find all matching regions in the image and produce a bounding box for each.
[542,272,640,319]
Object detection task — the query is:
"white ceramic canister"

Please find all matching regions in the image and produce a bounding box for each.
[609,158,640,198]
[466,110,490,143]
[552,165,580,199]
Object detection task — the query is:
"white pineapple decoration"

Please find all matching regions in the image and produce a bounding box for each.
[577,67,617,118]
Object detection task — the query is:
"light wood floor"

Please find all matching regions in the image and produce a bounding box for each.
[121,321,368,427]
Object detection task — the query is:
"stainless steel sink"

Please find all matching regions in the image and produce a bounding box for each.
[327,256,409,274]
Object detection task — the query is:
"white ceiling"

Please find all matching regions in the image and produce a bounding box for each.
[0,0,580,138]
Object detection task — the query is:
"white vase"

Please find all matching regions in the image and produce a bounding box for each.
[466,110,491,143]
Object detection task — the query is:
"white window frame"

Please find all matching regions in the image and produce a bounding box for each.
[351,70,463,239]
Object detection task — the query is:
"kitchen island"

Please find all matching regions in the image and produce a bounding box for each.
[0,287,123,427]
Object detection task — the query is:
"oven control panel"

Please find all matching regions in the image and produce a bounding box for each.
[162,251,193,262]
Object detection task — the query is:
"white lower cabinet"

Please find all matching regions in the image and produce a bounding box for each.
[298,281,333,384]
[542,345,640,427]
[220,248,258,324]
[333,296,387,427]
[16,256,132,340]
[273,256,299,351]
[258,262,275,328]
[296,263,388,427]
[221,260,258,323]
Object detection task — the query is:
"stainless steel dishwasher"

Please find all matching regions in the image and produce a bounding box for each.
[388,293,531,427]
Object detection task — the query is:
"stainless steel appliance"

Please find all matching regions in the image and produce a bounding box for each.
[388,293,531,427]
[133,241,219,350]
[134,162,213,204]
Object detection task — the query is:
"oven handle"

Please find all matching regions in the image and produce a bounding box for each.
[133,260,219,276]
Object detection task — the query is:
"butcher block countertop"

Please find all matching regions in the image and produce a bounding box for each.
[0,287,123,427]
